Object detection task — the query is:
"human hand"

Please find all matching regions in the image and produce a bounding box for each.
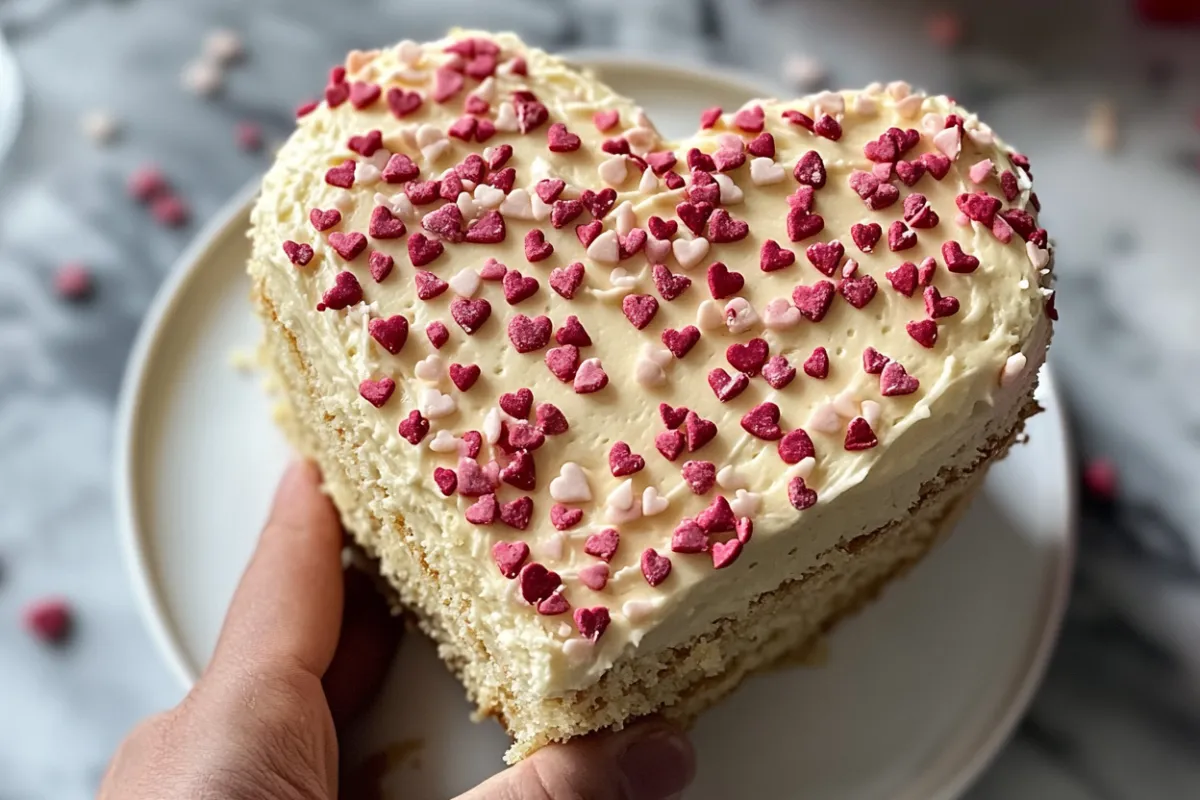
[99,461,696,799]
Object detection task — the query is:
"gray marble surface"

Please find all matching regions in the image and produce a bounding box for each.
[2,0,1199,797]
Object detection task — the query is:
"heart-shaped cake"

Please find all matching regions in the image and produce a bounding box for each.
[249,30,1054,761]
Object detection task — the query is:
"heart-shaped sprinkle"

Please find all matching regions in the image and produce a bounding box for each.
[507,422,546,451]
[880,361,920,396]
[676,201,714,236]
[726,338,769,375]
[464,210,506,244]
[839,274,878,309]
[885,261,918,296]
[450,297,491,334]
[448,363,481,392]
[659,403,689,430]
[496,269,538,305]
[535,402,569,435]
[707,208,750,243]
[711,539,743,570]
[741,402,783,440]
[792,280,835,322]
[581,188,617,219]
[786,208,825,242]
[318,271,363,310]
[707,262,745,299]
[671,518,708,553]
[549,262,585,299]
[458,430,482,458]
[524,229,554,262]
[551,504,583,530]
[924,286,960,318]
[793,150,827,187]
[397,410,429,445]
[574,358,608,394]
[609,442,646,477]
[622,294,659,329]
[497,388,533,419]
[547,122,581,152]
[519,562,561,603]
[697,495,736,533]
[324,160,356,188]
[359,378,395,408]
[850,222,882,253]
[684,411,717,452]
[888,220,917,251]
[465,493,497,525]
[862,347,890,374]
[457,458,495,496]
[309,208,342,231]
[895,159,927,186]
[661,326,701,359]
[535,178,566,204]
[500,451,537,491]
[492,541,530,578]
[650,263,691,302]
[414,271,449,301]
[708,368,750,402]
[547,461,590,504]
[328,232,367,261]
[759,239,796,272]
[733,104,764,132]
[578,563,610,591]
[941,240,980,273]
[778,428,815,464]
[788,476,818,510]
[803,346,829,379]
[550,198,583,229]
[762,298,801,329]
[406,180,440,205]
[575,221,603,248]
[906,319,939,348]
[903,193,940,229]
[575,606,611,641]
[640,548,672,587]
[844,417,879,450]
[546,343,579,381]
[581,528,619,563]
[917,257,938,287]
[407,232,445,267]
[367,251,394,283]
[863,131,898,162]
[369,205,407,239]
[956,192,1002,226]
[382,153,419,183]
[420,321,447,350]
[746,131,775,157]
[500,496,534,530]
[593,109,620,131]
[433,466,458,497]
[682,460,717,494]
[762,355,797,389]
[422,203,465,242]
[283,240,314,267]
[554,315,592,347]
[656,429,686,461]
[804,240,844,277]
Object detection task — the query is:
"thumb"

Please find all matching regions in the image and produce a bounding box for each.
[457,720,695,800]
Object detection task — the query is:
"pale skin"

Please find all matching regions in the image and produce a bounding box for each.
[99,461,696,800]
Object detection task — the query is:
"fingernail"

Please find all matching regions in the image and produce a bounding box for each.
[618,728,694,800]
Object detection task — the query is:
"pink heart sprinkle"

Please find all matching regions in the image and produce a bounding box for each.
[349,81,381,109]
[609,442,646,477]
[367,251,394,283]
[804,240,844,277]
[621,294,659,329]
[659,403,689,429]
[803,347,829,379]
[708,368,750,402]
[844,417,879,451]
[788,477,818,510]
[726,338,769,375]
[358,378,395,408]
[706,209,749,243]
[661,326,701,359]
[324,160,356,188]
[577,564,609,592]
[549,262,585,299]
[464,210,507,245]
[585,528,621,562]
[535,178,566,204]
[640,548,673,587]
[348,129,383,156]
[397,410,429,445]
[575,606,611,641]
[711,539,743,570]
[778,428,816,464]
[498,388,534,419]
[593,109,620,131]
[786,208,825,242]
[699,106,722,128]
[500,496,534,531]
[895,159,927,187]
[506,422,545,451]
[282,240,314,267]
[682,460,717,494]
[697,495,736,534]
[712,147,746,172]
[492,541,530,578]
[407,233,445,267]
[460,430,483,458]
[369,206,407,239]
[906,319,939,348]
[547,122,582,152]
[863,347,890,374]
[414,271,449,301]
[741,402,783,441]
[309,208,341,231]
[449,363,481,391]
[762,355,797,389]
[450,297,492,334]
[684,411,717,452]
[651,264,692,301]
[671,518,708,553]
[880,361,920,396]
[545,345,581,382]
[386,87,423,118]
[573,358,608,394]
[814,114,842,140]
[327,232,367,262]
[551,504,584,531]
[792,280,835,322]
[888,220,917,252]
[733,104,764,132]
[759,239,796,273]
[318,271,363,311]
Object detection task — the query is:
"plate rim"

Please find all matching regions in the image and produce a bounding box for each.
[112,56,1077,799]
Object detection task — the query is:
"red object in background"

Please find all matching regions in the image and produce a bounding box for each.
[1137,0,1200,24]
[22,598,73,644]
[1083,458,1119,503]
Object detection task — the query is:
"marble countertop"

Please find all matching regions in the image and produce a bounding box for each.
[2,0,1199,797]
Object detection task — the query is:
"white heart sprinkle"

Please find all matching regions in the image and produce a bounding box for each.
[1000,353,1028,388]
[969,159,994,184]
[967,122,995,147]
[853,93,879,116]
[730,489,761,518]
[587,230,620,264]
[638,167,658,193]
[933,126,961,160]
[643,344,672,367]
[749,157,785,185]
[421,140,449,162]
[607,478,635,511]
[539,532,565,560]
[1027,241,1050,269]
[609,267,638,289]
[473,183,505,209]
[641,486,669,516]
[724,297,760,334]
[562,638,592,662]
[427,429,462,453]
[716,465,747,490]
[448,268,481,298]
[375,191,417,221]
[718,133,744,151]
[887,80,911,99]
[713,173,744,204]
[473,76,496,102]
[456,191,481,220]
[645,237,671,263]
[598,155,628,187]
[833,390,860,419]
[635,354,667,387]
[418,388,456,419]
[672,237,710,271]
[921,112,944,136]
[549,462,592,503]
[861,400,882,429]
[696,299,724,331]
[499,188,534,220]
[530,194,552,222]
[333,193,355,212]
[395,39,422,65]
[622,598,661,623]
[367,149,392,171]
[415,123,445,148]
[790,456,816,480]
[625,126,656,155]
[808,403,842,434]
[414,354,444,383]
[894,93,925,119]
[483,407,503,445]
[494,101,518,131]
[614,201,636,236]
[814,90,846,116]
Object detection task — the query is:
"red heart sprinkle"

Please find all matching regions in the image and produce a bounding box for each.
[358,378,395,408]
[804,240,844,276]
[759,239,796,273]
[920,152,952,180]
[414,271,448,301]
[707,209,750,243]
[741,402,783,440]
[844,417,879,451]
[885,262,918,296]
[888,220,917,252]
[347,129,383,156]
[661,325,701,358]
[447,116,477,142]
[545,345,581,382]
[465,492,497,525]
[862,347,890,374]
[603,138,631,155]
[325,81,350,108]
[324,160,356,188]
[500,451,537,491]
[398,410,429,445]
[575,607,611,641]
[309,208,341,231]
[863,132,898,163]
[500,496,534,530]
[492,541,529,579]
[903,194,940,229]
[697,495,736,533]
[554,315,592,347]
[707,262,745,299]
[487,143,514,170]
[507,422,546,451]
[408,233,445,267]
[348,81,381,109]
[450,297,492,334]
[609,442,646,477]
[906,319,939,348]
[422,203,465,242]
[956,192,1002,226]
[850,222,882,253]
[550,262,585,299]
[788,477,818,510]
[386,87,423,118]
[651,263,692,301]
[664,172,685,189]
[640,549,673,587]
[575,221,603,248]
[684,411,718,451]
[699,106,722,128]
[880,361,920,396]
[941,241,980,273]
[647,216,678,240]
[620,228,647,260]
[464,210,506,245]
[736,517,753,543]
[327,232,367,262]
[999,209,1036,240]
[573,358,608,394]
[369,206,406,239]
[786,207,825,242]
[424,319,447,349]
[792,280,836,322]
[524,229,553,262]
[711,539,742,570]
[487,167,515,192]
[318,271,363,310]
[646,150,678,176]
[814,114,842,140]
[536,178,566,204]
[895,159,927,186]
[733,104,765,132]
[547,122,581,152]
[449,363,481,391]
[839,274,878,309]
[432,67,464,103]
[406,180,440,205]
[660,403,689,429]
[872,162,894,181]
[22,598,71,643]
[708,368,750,402]
[295,100,318,118]
[593,109,619,131]
[368,315,409,354]
[763,355,797,389]
[622,294,659,329]
[433,467,458,497]
[460,430,483,457]
[924,286,960,318]
[676,201,714,236]
[282,241,314,267]
[803,346,829,379]
[747,132,775,157]
[788,149,826,191]
[671,518,708,553]
[580,188,617,219]
[1000,170,1020,201]
[918,257,937,286]
[514,93,549,132]
[778,428,815,464]
[500,387,534,418]
[682,460,717,494]
[368,251,394,282]
[726,338,769,375]
[551,504,584,530]
[498,269,538,305]
[464,94,490,116]
[519,562,560,603]
[656,429,686,461]
[536,402,569,434]
[550,199,583,229]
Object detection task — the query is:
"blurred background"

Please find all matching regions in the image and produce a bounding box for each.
[1,0,1199,797]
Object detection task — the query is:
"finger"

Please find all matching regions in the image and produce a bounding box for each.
[208,460,346,681]
[322,566,404,726]
[456,720,695,800]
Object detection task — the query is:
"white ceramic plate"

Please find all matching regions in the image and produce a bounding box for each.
[115,58,1075,800]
